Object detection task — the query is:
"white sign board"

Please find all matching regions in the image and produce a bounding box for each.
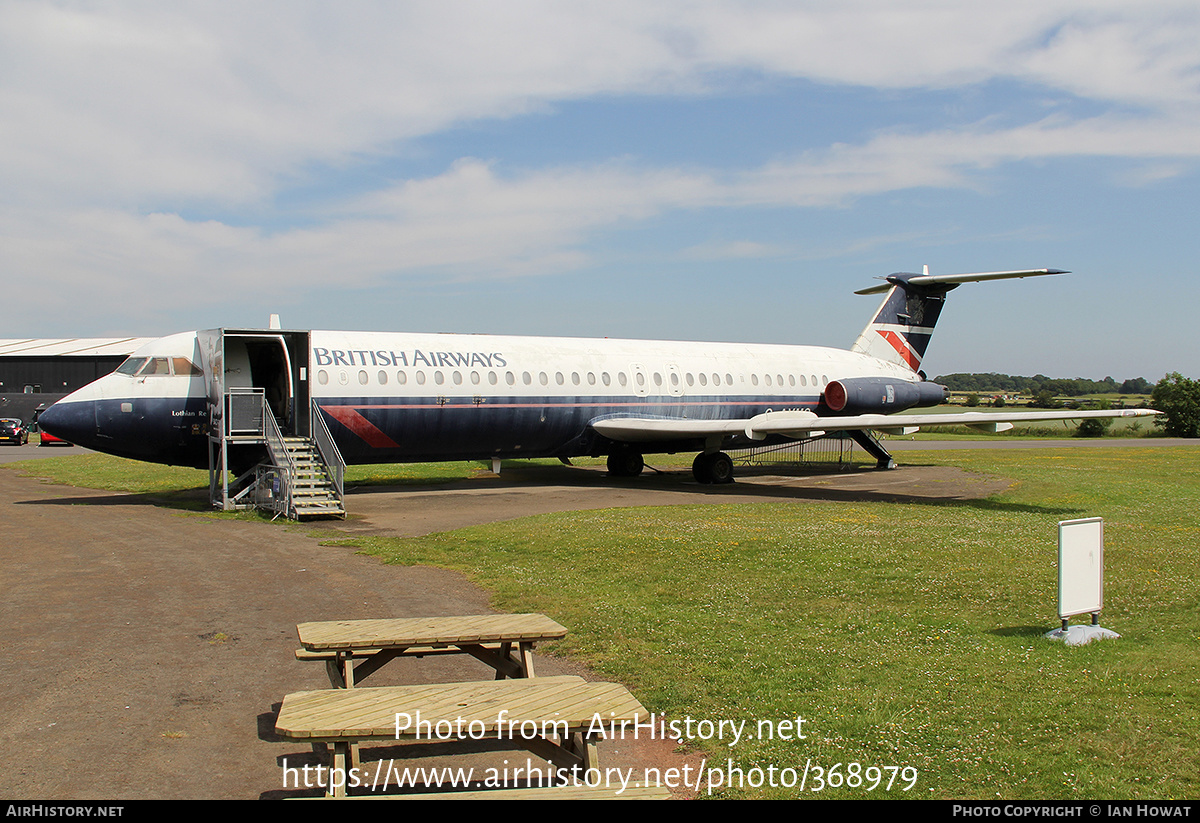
[1058,518,1104,619]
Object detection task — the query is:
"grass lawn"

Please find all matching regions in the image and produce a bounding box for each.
[333,446,1199,799]
[7,445,1198,798]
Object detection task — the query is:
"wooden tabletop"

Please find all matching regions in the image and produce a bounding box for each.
[275,676,646,741]
[296,613,568,651]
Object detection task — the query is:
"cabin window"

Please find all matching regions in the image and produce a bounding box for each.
[506,371,515,386]
[618,372,628,387]
[434,371,445,385]
[685,373,693,387]
[800,374,807,386]
[397,371,407,385]
[571,372,580,386]
[698,373,707,387]
[726,373,733,385]
[416,371,426,385]
[523,371,532,385]
[712,373,720,386]
[751,374,759,386]
[555,372,564,386]
[358,370,369,385]
[635,372,645,388]
[317,369,329,385]
[488,371,498,385]
[789,374,796,387]
[777,374,784,386]
[764,374,772,387]
[652,372,662,387]
[821,374,828,385]
[811,375,818,386]
[602,372,610,386]
[587,372,596,385]
[378,370,388,385]
[452,371,463,385]
[470,371,480,385]
[539,372,548,386]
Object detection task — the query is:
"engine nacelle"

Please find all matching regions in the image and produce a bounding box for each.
[822,377,946,415]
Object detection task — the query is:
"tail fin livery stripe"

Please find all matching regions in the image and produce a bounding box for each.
[876,329,924,370]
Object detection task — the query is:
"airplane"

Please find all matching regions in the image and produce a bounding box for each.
[38,268,1157,496]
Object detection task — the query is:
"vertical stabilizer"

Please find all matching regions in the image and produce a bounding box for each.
[851,274,951,372]
[850,268,1066,373]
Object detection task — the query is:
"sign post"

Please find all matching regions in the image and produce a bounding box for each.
[1044,518,1120,646]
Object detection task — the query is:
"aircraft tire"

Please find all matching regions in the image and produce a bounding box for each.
[607,448,644,477]
[709,451,734,484]
[693,451,734,484]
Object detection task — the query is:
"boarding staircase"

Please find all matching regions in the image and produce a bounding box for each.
[210,391,346,520]
[263,434,346,520]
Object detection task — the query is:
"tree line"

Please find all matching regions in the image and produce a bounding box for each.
[932,373,1153,397]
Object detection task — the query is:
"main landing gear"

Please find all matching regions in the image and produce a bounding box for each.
[606,446,735,484]
[692,451,734,485]
[606,446,645,477]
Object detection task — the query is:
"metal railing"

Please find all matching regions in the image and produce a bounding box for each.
[258,396,296,517]
[225,387,266,437]
[731,433,858,469]
[310,399,345,502]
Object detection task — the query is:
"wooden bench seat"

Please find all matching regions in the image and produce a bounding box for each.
[276,676,648,797]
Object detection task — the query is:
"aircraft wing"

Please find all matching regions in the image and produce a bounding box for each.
[591,408,1159,442]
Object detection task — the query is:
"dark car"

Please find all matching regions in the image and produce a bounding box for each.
[0,418,30,446]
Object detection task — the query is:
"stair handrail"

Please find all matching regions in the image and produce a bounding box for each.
[309,399,345,502]
[261,396,296,518]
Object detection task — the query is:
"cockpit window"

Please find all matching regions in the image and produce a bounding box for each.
[142,357,171,375]
[115,356,201,377]
[172,357,202,376]
[116,357,149,376]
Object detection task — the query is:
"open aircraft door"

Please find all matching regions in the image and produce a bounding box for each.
[196,328,311,439]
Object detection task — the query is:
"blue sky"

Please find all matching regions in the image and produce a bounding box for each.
[3,2,1198,380]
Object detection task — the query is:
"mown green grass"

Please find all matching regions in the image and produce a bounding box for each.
[7,446,1197,798]
[3,453,498,495]
[329,447,1199,799]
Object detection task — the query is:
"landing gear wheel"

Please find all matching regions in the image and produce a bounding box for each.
[692,451,734,484]
[607,447,644,477]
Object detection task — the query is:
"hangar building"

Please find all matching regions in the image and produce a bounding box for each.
[0,338,154,424]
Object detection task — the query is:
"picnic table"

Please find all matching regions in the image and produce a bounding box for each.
[275,676,649,797]
[296,613,568,688]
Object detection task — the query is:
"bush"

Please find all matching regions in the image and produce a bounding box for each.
[1075,399,1113,437]
[1075,418,1111,437]
[1151,373,1200,437]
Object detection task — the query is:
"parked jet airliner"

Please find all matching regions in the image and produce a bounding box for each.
[38,268,1156,484]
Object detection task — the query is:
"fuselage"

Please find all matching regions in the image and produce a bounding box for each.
[38,329,918,469]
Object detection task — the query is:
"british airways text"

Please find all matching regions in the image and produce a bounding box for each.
[313,348,508,368]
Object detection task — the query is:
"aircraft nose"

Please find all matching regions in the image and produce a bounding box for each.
[37,400,93,446]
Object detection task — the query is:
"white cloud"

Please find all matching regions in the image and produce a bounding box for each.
[4,2,1198,206]
[3,1,1200,342]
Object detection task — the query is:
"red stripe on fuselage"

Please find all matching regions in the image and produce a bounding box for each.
[320,406,401,448]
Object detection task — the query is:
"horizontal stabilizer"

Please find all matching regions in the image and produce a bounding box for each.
[855,268,1068,295]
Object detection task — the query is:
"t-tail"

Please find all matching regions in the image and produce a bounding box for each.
[850,267,1068,373]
